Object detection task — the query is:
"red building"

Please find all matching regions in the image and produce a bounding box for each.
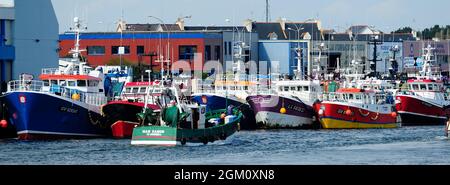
[59,32,224,72]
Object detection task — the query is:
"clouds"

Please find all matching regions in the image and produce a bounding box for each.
[51,0,450,33]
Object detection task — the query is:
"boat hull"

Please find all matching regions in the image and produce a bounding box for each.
[395,95,447,126]
[102,101,159,126]
[247,95,314,128]
[131,122,240,146]
[191,94,256,130]
[315,102,398,129]
[3,92,111,140]
[111,121,139,139]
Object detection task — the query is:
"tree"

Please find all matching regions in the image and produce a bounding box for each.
[393,27,413,34]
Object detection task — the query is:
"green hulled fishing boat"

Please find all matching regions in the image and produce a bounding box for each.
[131,87,242,146]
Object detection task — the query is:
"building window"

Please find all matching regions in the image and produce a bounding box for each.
[137,46,145,55]
[179,46,197,60]
[112,46,130,55]
[214,46,221,61]
[205,45,211,61]
[87,46,105,55]
[228,42,232,55]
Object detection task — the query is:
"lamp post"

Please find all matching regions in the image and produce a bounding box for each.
[288,26,304,80]
[148,16,170,81]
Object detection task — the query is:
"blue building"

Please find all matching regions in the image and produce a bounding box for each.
[259,40,309,76]
[0,0,59,89]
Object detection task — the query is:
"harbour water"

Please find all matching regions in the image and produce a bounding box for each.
[1,126,449,165]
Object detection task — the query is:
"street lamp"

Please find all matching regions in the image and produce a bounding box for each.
[287,26,305,80]
[148,16,170,81]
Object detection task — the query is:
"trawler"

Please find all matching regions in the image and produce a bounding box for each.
[1,17,111,139]
[395,45,450,126]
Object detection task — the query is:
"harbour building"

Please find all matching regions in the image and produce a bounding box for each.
[0,0,59,89]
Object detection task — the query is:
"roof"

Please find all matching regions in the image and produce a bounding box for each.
[336,88,373,93]
[252,22,323,41]
[125,81,161,87]
[184,26,246,32]
[324,33,416,42]
[125,24,182,32]
[39,74,101,81]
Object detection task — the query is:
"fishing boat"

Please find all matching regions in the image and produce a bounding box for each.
[191,41,263,130]
[131,87,242,146]
[247,44,322,129]
[395,45,450,126]
[247,94,315,128]
[1,17,111,140]
[314,88,399,129]
[103,81,162,138]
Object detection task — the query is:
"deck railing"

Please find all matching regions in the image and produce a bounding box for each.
[7,80,106,106]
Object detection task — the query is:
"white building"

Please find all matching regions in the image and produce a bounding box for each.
[0,0,59,89]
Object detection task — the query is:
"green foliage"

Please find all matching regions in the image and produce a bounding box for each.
[394,25,450,40]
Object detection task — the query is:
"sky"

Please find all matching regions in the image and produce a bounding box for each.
[50,0,450,33]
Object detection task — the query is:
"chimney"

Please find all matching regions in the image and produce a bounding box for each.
[244,19,253,32]
[176,18,185,31]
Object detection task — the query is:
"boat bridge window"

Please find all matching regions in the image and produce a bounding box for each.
[291,86,296,91]
[51,80,58,85]
[420,84,427,91]
[284,86,289,91]
[139,87,147,93]
[77,80,87,87]
[68,80,76,87]
[125,88,132,94]
[43,80,50,87]
[427,84,433,91]
[132,88,139,94]
[304,86,309,91]
[355,94,361,100]
[59,80,67,87]
[88,80,99,87]
[412,84,419,91]
[297,86,302,91]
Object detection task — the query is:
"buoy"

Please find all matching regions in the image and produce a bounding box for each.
[0,119,7,128]
[221,113,226,120]
[280,107,287,114]
[345,109,352,116]
[72,93,80,101]
[391,112,398,118]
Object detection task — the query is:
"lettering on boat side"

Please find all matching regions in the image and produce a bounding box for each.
[287,104,305,112]
[142,129,165,136]
[59,107,79,114]
[174,169,275,183]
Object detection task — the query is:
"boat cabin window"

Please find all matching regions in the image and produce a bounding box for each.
[51,80,58,85]
[412,84,419,91]
[304,86,309,92]
[244,86,249,91]
[43,80,50,87]
[284,86,289,91]
[132,88,139,94]
[139,87,147,93]
[67,80,76,87]
[77,80,87,87]
[355,94,361,100]
[427,84,433,91]
[419,84,426,91]
[290,86,296,91]
[348,94,354,100]
[88,80,99,87]
[59,80,67,87]
[125,88,132,94]
[297,86,302,91]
